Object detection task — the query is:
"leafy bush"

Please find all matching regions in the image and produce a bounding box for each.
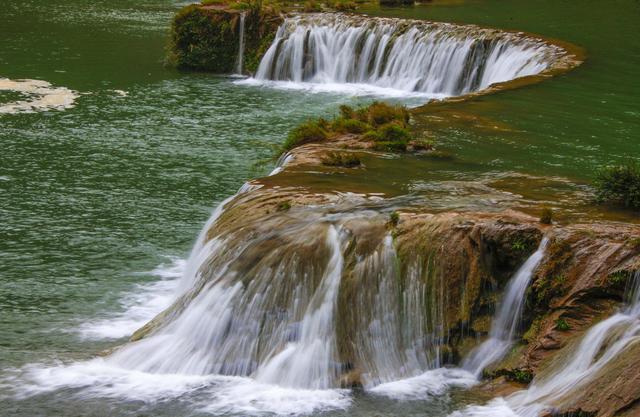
[332,118,370,134]
[366,101,409,127]
[377,123,412,142]
[283,120,328,151]
[321,152,361,168]
[594,162,640,210]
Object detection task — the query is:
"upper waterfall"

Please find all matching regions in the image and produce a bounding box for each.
[253,13,568,97]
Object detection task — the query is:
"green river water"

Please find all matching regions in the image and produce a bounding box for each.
[0,0,639,415]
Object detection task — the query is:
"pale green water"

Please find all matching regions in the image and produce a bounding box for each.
[1,0,639,415]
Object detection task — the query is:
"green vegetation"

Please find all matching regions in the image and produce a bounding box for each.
[534,274,568,305]
[607,270,628,287]
[379,0,414,6]
[389,211,400,226]
[539,207,553,224]
[277,201,291,211]
[321,152,361,168]
[594,162,640,210]
[280,101,414,154]
[168,1,282,72]
[555,318,570,331]
[511,239,527,252]
[523,317,542,343]
[167,6,239,71]
[484,368,534,384]
[283,120,329,151]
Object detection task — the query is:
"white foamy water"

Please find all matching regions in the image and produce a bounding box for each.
[0,77,79,113]
[369,368,477,401]
[78,258,186,340]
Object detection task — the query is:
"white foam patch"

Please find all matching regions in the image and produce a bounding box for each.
[201,379,351,416]
[77,258,185,340]
[10,359,214,401]
[368,368,477,401]
[449,397,521,417]
[9,359,351,416]
[0,77,79,114]
[236,78,447,102]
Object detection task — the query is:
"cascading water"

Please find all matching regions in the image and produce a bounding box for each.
[235,12,246,75]
[453,270,640,417]
[462,238,549,376]
[252,14,566,97]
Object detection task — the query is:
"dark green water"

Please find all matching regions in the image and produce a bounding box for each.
[1,0,639,415]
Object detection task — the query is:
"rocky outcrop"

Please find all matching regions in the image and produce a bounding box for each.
[167,3,282,73]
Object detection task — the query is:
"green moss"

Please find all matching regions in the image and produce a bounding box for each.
[594,161,640,210]
[523,317,542,343]
[321,152,361,168]
[511,239,527,252]
[607,270,629,286]
[282,120,328,151]
[540,207,553,224]
[277,201,291,211]
[628,237,640,249]
[484,368,534,384]
[389,211,400,226]
[555,318,570,331]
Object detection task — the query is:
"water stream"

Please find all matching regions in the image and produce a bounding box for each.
[235,12,246,75]
[453,271,640,417]
[463,238,549,376]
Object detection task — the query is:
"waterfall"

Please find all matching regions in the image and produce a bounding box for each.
[253,14,566,97]
[453,271,640,417]
[235,12,246,75]
[463,238,549,376]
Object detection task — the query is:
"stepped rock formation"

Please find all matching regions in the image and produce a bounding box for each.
[125,133,640,415]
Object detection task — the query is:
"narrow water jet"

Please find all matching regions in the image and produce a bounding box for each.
[463,238,549,376]
[235,12,246,75]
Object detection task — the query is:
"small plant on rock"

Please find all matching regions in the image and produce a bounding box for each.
[539,207,553,224]
[555,318,570,331]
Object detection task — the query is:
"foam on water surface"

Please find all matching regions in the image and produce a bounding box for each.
[0,77,79,113]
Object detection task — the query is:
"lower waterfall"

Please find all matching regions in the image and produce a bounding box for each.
[463,238,549,376]
[252,14,568,97]
[453,271,640,417]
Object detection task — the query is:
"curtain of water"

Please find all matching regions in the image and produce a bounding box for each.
[256,14,562,95]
